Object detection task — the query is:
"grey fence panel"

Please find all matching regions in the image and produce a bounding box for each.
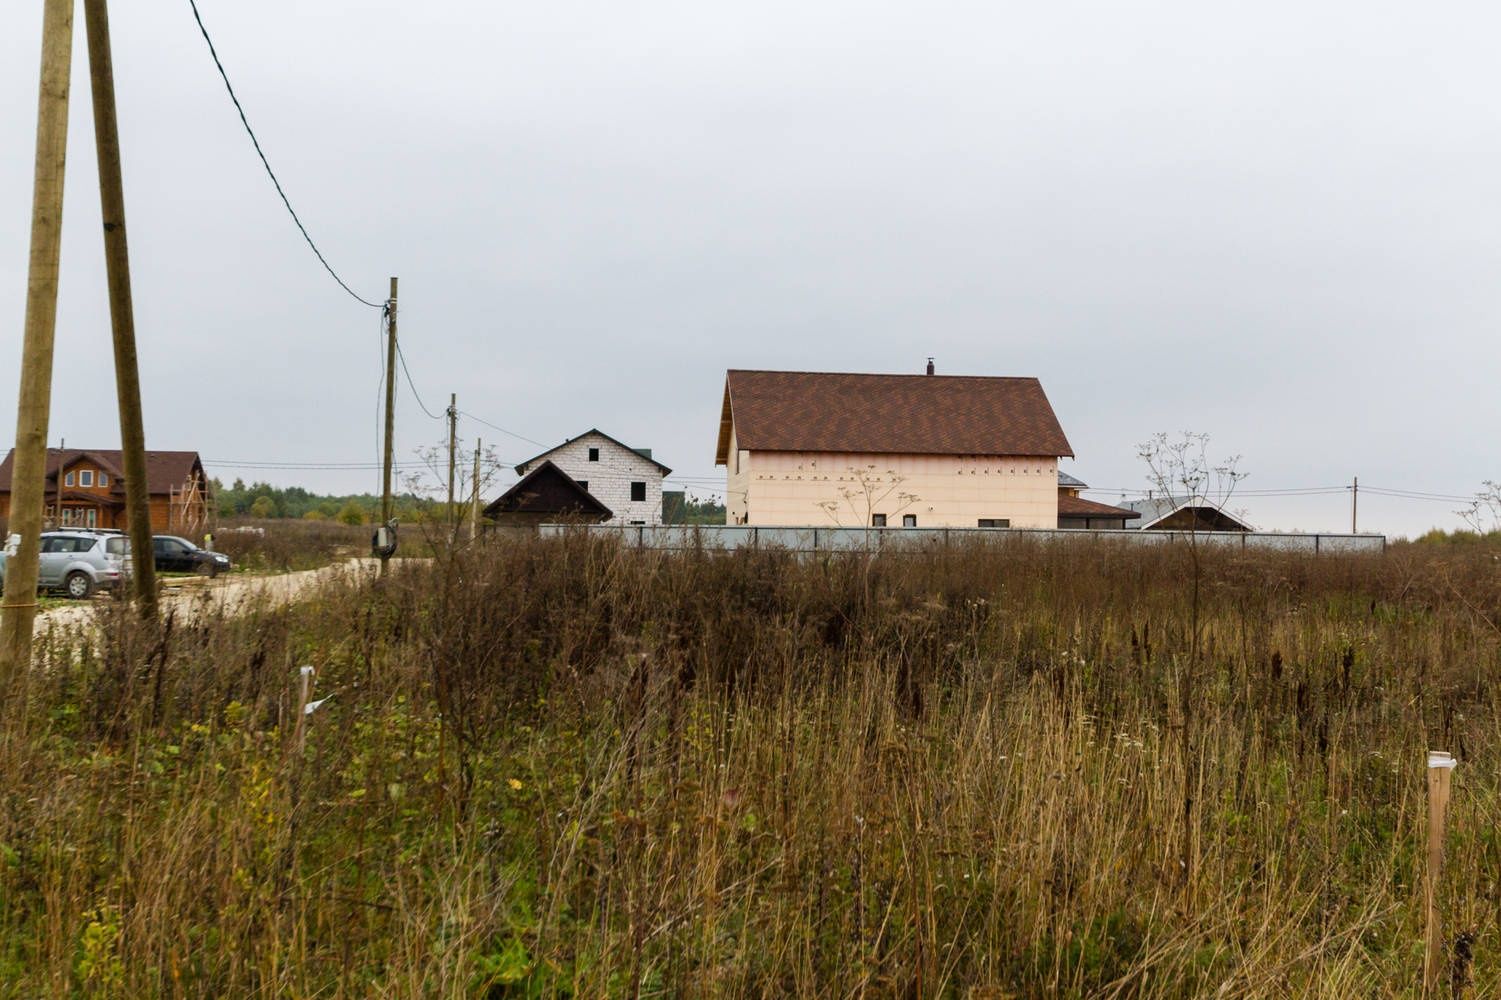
[757,527,818,551]
[536,524,1386,553]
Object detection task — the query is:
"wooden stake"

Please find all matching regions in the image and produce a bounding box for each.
[293,665,313,753]
[83,0,157,619]
[1425,750,1456,996]
[0,0,76,706]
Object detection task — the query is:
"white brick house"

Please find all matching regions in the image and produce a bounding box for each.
[513,429,671,526]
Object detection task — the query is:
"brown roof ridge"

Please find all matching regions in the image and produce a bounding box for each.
[726,367,1045,382]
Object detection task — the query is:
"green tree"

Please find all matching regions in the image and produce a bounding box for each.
[336,500,365,526]
[249,495,276,519]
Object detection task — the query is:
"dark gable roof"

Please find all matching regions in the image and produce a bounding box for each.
[485,461,613,519]
[514,429,672,477]
[716,370,1073,464]
[0,448,206,495]
[1058,494,1141,519]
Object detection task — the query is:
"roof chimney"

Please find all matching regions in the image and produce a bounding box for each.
[925,357,935,375]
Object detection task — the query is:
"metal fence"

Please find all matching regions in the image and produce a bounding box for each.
[536,524,1388,554]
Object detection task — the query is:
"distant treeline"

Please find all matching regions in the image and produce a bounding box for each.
[211,479,431,525]
[212,479,729,526]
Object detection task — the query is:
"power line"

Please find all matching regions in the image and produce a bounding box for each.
[394,340,444,420]
[457,410,547,448]
[186,0,383,308]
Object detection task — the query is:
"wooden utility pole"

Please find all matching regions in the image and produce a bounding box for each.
[0,0,76,704]
[470,437,482,539]
[83,0,157,618]
[446,393,457,534]
[379,277,397,576]
[1351,476,1358,534]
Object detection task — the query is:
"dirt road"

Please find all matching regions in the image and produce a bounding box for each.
[32,558,402,635]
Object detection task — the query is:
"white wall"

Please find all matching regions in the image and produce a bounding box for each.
[526,431,665,525]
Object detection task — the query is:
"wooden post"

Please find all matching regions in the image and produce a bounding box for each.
[0,0,76,706]
[1425,750,1456,996]
[446,393,457,536]
[293,665,313,753]
[83,0,157,619]
[470,437,482,540]
[379,278,397,576]
[1351,477,1358,535]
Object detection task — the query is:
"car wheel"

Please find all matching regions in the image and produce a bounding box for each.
[65,571,94,600]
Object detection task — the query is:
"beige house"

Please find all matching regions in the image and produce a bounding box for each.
[715,368,1074,528]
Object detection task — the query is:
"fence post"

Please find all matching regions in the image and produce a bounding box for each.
[1425,750,1456,996]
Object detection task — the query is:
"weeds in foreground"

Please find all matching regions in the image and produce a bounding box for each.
[1,535,1499,997]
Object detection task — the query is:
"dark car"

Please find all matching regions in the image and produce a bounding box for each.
[152,535,231,576]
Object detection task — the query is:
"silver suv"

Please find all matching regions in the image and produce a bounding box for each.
[0,530,131,599]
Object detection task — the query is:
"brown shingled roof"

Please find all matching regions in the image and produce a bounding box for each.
[0,448,206,496]
[716,370,1073,464]
[1057,494,1141,519]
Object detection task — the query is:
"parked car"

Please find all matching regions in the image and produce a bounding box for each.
[152,535,231,576]
[0,530,130,599]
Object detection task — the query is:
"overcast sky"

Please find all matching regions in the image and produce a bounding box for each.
[3,1,1497,537]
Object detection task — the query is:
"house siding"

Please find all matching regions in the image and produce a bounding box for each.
[738,451,1059,528]
[524,432,665,526]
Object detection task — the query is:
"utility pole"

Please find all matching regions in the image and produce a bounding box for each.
[471,437,482,540]
[446,393,457,535]
[0,0,76,705]
[1351,476,1358,534]
[379,277,397,576]
[83,0,156,618]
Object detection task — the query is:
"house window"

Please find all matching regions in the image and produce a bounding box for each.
[99,472,108,487]
[871,514,887,527]
[630,482,646,502]
[80,470,93,487]
[576,481,588,493]
[978,518,1010,528]
[85,508,97,528]
[588,447,599,462]
[64,471,75,487]
[902,514,917,527]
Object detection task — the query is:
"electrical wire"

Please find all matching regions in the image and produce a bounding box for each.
[393,341,444,420]
[457,411,547,448]
[186,0,383,308]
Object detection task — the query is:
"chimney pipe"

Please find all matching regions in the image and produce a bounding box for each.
[925,357,934,375]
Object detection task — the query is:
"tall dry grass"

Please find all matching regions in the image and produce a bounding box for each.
[2,534,1500,997]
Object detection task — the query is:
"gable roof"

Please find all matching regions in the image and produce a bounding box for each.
[716,370,1073,464]
[514,428,672,477]
[1057,471,1088,489]
[485,460,613,519]
[1058,494,1140,519]
[0,448,206,496]
[1120,495,1254,532]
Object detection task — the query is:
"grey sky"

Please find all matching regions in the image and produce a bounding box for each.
[3,1,1497,537]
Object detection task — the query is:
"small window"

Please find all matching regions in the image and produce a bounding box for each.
[630,481,646,502]
[576,481,588,493]
[871,514,887,527]
[64,471,75,487]
[902,514,917,527]
[80,470,94,487]
[978,518,1011,528]
[588,447,599,462]
[99,472,108,487]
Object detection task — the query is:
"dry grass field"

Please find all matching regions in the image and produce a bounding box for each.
[2,532,1499,997]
